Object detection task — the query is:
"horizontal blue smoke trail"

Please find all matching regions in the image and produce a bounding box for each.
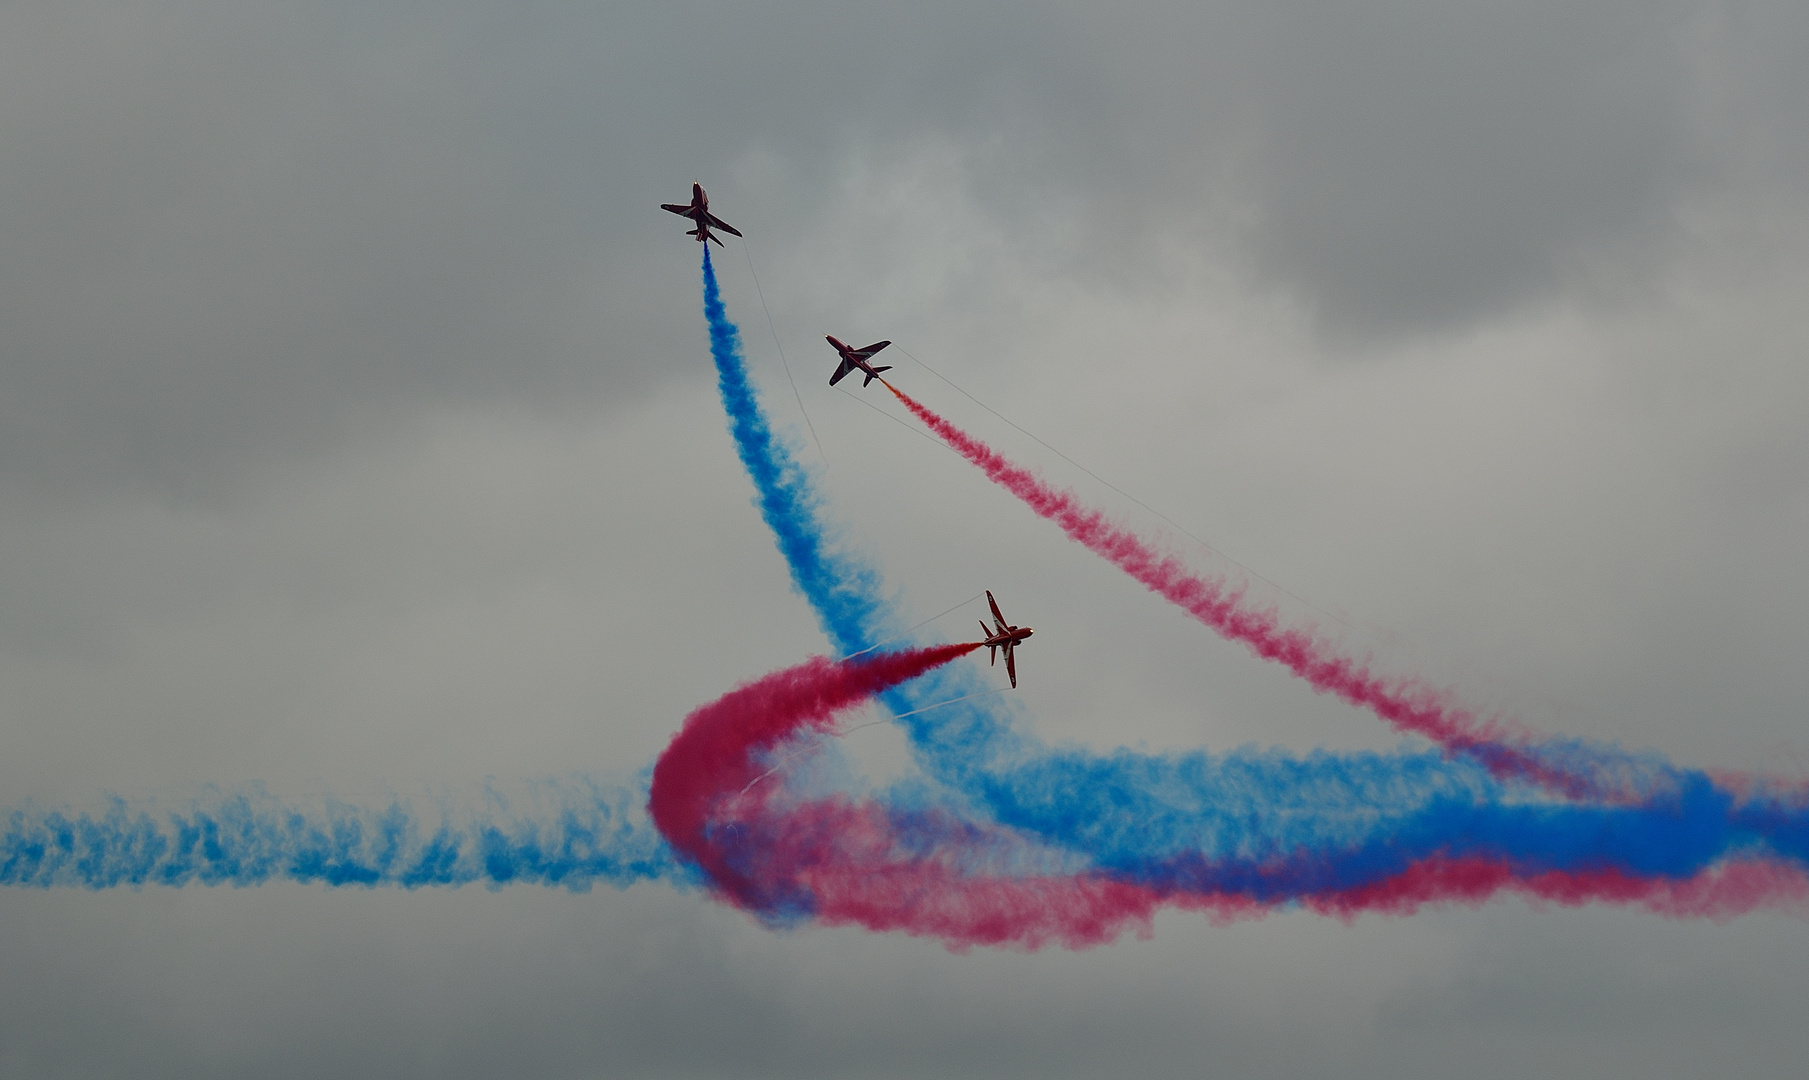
[697,247,1809,899]
[3,779,678,891]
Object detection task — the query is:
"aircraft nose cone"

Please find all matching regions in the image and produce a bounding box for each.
[1023,627,1034,637]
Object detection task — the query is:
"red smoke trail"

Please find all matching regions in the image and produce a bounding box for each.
[883,382,1582,788]
[647,644,1267,948]
[1307,856,1809,922]
[649,643,978,907]
[647,645,1806,947]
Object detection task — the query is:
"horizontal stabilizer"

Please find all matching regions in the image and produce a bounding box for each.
[860,365,893,387]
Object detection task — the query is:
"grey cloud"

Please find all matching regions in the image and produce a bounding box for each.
[5,2,1809,496]
[5,3,1809,1077]
[1224,2,1696,333]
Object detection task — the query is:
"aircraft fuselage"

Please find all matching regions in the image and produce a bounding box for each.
[826,335,894,387]
[660,183,742,246]
[978,589,1033,687]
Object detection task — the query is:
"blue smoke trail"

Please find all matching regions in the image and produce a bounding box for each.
[701,247,1032,789]
[13,246,1799,910]
[697,247,1809,898]
[4,778,679,891]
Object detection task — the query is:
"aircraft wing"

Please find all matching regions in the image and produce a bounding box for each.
[857,340,891,358]
[705,213,743,237]
[1004,644,1017,688]
[987,590,1006,627]
[660,204,694,216]
[829,359,854,386]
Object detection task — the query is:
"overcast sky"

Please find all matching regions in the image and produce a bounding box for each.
[3,1,1809,1076]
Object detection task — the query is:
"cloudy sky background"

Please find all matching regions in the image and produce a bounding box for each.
[3,1,1808,1076]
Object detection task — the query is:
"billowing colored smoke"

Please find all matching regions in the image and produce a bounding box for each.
[9,244,1806,950]
[3,780,674,891]
[646,643,1188,949]
[701,249,892,656]
[646,636,1809,945]
[685,247,1809,947]
[882,380,1496,750]
[882,381,1629,794]
[650,642,981,911]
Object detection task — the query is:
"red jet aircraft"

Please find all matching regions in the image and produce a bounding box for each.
[826,335,894,387]
[660,183,743,246]
[978,590,1034,688]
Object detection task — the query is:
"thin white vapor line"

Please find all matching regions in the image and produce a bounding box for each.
[741,238,828,470]
[840,593,984,661]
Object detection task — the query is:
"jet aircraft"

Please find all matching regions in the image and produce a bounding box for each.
[826,335,893,387]
[660,183,743,246]
[978,590,1034,689]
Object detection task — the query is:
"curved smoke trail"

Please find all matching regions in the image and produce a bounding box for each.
[883,378,1642,794]
[699,248,1035,787]
[647,619,1809,947]
[11,244,1805,946]
[687,247,1809,946]
[649,643,1241,948]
